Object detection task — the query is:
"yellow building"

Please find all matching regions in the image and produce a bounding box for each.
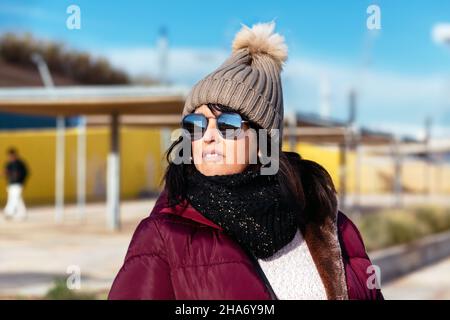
[0,127,167,204]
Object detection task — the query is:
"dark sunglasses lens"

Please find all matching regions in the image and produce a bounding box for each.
[218,113,243,138]
[182,114,206,140]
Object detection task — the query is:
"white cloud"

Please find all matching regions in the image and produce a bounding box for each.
[432,23,450,46]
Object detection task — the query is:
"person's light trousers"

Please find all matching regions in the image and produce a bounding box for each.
[4,183,27,218]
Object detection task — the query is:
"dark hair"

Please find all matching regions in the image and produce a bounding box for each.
[161,103,337,228]
[7,147,17,156]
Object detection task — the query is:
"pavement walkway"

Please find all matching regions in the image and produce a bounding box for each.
[1,197,449,299]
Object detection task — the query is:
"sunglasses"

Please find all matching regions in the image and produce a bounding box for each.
[181,112,249,140]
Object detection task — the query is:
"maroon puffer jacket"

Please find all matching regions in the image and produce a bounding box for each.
[108,190,383,300]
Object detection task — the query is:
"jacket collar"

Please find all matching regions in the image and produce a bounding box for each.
[155,190,223,231]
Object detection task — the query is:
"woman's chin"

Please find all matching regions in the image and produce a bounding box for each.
[194,163,247,176]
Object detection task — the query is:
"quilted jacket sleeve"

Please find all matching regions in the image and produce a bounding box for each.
[337,211,384,300]
[108,210,175,300]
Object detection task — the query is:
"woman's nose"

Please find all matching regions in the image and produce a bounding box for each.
[202,119,219,143]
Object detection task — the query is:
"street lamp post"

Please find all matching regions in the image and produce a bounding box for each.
[31,53,65,223]
[432,23,450,196]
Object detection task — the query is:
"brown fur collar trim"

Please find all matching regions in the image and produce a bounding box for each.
[302,208,349,300]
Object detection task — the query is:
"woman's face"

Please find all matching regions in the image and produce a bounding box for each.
[191,105,257,176]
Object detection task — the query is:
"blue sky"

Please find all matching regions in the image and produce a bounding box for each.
[1,0,450,138]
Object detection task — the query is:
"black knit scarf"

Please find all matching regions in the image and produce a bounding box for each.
[185,166,298,259]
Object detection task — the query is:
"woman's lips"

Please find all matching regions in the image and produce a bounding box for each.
[202,151,224,162]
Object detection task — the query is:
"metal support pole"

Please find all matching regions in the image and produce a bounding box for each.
[339,134,348,211]
[31,53,65,223]
[341,89,356,212]
[107,113,120,231]
[77,116,87,219]
[424,117,432,196]
[393,136,403,208]
[55,116,65,223]
[287,112,297,152]
[353,130,362,215]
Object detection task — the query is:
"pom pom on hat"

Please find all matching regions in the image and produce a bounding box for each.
[232,21,288,70]
[183,21,288,140]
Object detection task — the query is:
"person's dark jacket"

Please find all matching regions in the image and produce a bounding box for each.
[5,159,28,185]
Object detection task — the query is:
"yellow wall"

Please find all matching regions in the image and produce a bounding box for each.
[286,141,450,195]
[0,127,165,205]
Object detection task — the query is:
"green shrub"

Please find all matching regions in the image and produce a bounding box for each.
[354,206,450,251]
[416,207,450,233]
[44,278,96,300]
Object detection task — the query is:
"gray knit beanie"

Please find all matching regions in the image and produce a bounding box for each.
[182,22,288,139]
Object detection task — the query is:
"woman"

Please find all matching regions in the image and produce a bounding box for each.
[108,22,383,300]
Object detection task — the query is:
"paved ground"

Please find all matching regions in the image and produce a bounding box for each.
[382,256,450,300]
[0,199,156,299]
[1,196,450,299]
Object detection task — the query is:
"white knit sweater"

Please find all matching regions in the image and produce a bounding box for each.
[257,229,327,300]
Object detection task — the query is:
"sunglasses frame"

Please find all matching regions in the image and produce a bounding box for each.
[181,112,249,140]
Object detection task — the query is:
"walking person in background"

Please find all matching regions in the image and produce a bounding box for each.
[2,148,28,220]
